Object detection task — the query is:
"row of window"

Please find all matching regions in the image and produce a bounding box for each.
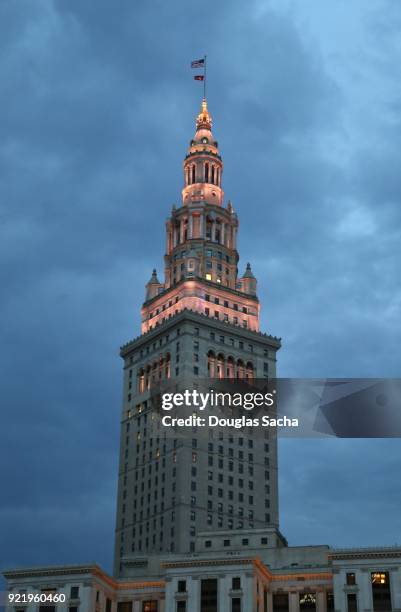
[205,294,247,313]
[205,307,249,326]
[173,249,231,263]
[204,537,269,549]
[133,327,269,364]
[185,162,221,186]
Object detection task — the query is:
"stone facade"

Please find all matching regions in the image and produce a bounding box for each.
[5,544,401,611]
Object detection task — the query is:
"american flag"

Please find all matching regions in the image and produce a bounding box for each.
[191,58,205,68]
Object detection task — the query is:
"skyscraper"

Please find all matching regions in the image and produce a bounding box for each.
[114,99,283,577]
[4,97,401,612]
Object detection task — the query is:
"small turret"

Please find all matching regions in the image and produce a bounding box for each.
[145,269,164,300]
[239,263,257,296]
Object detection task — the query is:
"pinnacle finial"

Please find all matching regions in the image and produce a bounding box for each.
[196,97,212,130]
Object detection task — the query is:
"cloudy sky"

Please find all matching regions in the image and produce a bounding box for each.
[1,0,401,575]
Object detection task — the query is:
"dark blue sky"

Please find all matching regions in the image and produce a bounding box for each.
[1,0,401,575]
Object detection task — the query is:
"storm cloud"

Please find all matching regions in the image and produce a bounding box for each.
[1,0,401,575]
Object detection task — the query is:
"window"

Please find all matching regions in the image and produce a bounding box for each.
[178,580,186,593]
[118,605,134,612]
[201,579,218,612]
[205,540,212,548]
[142,602,158,612]
[346,573,356,585]
[347,594,357,612]
[371,572,391,611]
[70,587,79,599]
[261,537,268,545]
[223,539,230,547]
[231,598,241,612]
[232,577,241,590]
[273,594,289,612]
[242,538,249,546]
[177,602,186,612]
[299,593,316,611]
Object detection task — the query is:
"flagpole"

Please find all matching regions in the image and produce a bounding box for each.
[204,55,207,99]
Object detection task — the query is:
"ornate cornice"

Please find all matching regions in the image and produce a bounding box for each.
[329,547,401,561]
[121,308,281,356]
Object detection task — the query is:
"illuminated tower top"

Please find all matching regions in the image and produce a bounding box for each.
[182,98,224,208]
[141,98,260,334]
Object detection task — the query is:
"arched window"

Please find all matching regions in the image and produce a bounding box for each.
[186,167,190,186]
[192,165,196,184]
[246,361,254,382]
[205,162,209,183]
[165,353,171,379]
[159,356,164,380]
[216,167,220,186]
[237,359,245,380]
[206,217,212,240]
[226,357,235,381]
[217,353,225,379]
[138,368,145,393]
[207,350,216,379]
[211,165,215,184]
[145,365,151,390]
[215,219,221,244]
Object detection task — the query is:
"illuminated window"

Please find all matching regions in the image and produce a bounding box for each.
[206,273,212,281]
[142,602,158,612]
[371,573,388,585]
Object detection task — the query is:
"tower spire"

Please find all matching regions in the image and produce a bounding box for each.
[196,97,212,130]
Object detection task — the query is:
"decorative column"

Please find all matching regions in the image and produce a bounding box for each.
[189,214,193,239]
[221,222,225,246]
[289,591,300,612]
[357,570,373,612]
[200,213,204,238]
[133,601,141,612]
[242,572,254,612]
[180,219,184,244]
[218,575,230,612]
[211,221,216,242]
[187,577,200,612]
[316,590,327,612]
[390,568,401,611]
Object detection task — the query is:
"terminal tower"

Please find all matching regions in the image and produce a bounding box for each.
[115,98,283,576]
